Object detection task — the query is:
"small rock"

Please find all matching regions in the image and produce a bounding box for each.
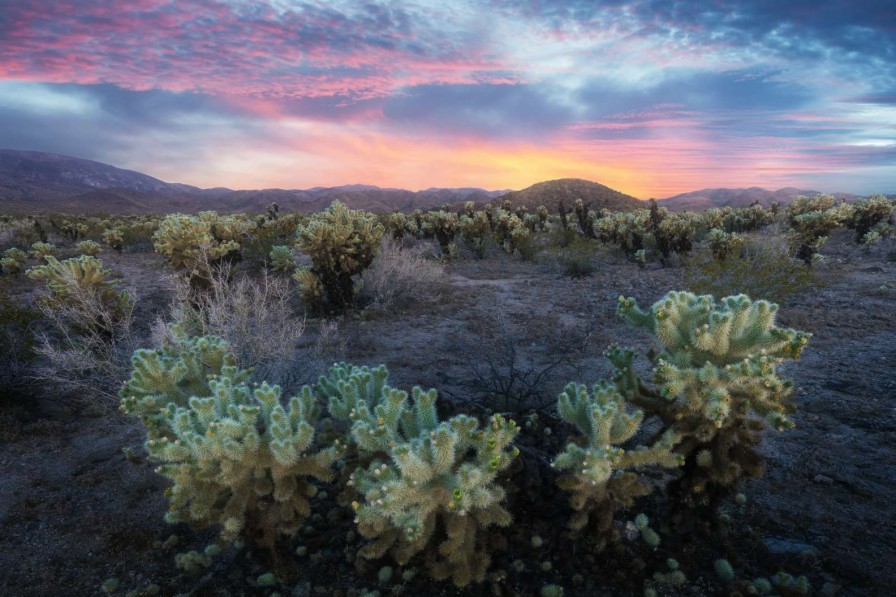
[763,537,820,556]
[820,581,842,596]
[813,474,834,485]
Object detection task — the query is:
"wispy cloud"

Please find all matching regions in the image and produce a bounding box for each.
[0,0,893,195]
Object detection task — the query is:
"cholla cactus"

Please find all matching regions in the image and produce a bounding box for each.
[294,201,384,313]
[153,212,247,271]
[552,382,681,536]
[120,327,243,439]
[30,242,59,262]
[613,291,810,507]
[655,213,696,260]
[26,256,132,333]
[268,245,294,273]
[343,372,519,587]
[76,240,102,256]
[102,228,124,253]
[387,212,412,240]
[847,195,894,243]
[459,211,491,259]
[705,228,744,261]
[138,362,342,550]
[422,210,459,256]
[1,248,27,275]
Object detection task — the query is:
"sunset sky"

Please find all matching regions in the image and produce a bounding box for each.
[1,0,894,197]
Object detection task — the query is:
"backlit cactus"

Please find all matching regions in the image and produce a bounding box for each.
[613,291,810,507]
[153,211,248,271]
[1,247,27,275]
[552,381,681,537]
[76,240,102,256]
[30,241,59,261]
[294,201,384,313]
[348,389,519,587]
[137,360,342,550]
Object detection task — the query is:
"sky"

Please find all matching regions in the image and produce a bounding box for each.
[0,0,894,197]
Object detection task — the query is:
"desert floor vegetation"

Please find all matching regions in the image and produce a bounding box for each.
[0,204,894,597]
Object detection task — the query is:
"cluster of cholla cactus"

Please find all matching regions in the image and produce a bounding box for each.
[26,255,132,334]
[552,381,681,542]
[1,247,28,275]
[459,211,492,259]
[268,245,295,273]
[76,240,102,256]
[846,194,894,244]
[121,335,341,551]
[30,241,59,262]
[610,291,810,510]
[294,201,384,313]
[153,212,249,275]
[705,228,744,261]
[785,194,851,263]
[421,210,459,256]
[49,217,89,241]
[346,385,519,586]
[102,228,125,252]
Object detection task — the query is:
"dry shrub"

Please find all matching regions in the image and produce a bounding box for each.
[160,265,308,390]
[30,277,139,408]
[684,226,819,305]
[358,236,446,311]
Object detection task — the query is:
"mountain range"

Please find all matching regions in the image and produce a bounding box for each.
[0,149,889,214]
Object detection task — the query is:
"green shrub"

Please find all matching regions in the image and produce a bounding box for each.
[268,245,295,273]
[557,238,598,278]
[294,201,384,313]
[684,241,817,305]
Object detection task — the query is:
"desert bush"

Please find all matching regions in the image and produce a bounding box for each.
[163,266,307,391]
[26,256,138,405]
[705,228,744,261]
[556,237,599,277]
[684,233,817,304]
[0,278,40,397]
[0,218,45,250]
[294,201,384,313]
[358,237,445,311]
[242,212,304,265]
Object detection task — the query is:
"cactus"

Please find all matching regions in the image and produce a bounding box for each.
[30,242,59,262]
[341,368,519,587]
[102,228,124,253]
[120,327,244,439]
[76,240,102,256]
[132,356,342,551]
[705,228,744,261]
[612,291,809,510]
[294,201,384,313]
[460,211,491,259]
[552,382,682,537]
[847,195,894,243]
[26,255,132,334]
[153,212,247,272]
[1,248,27,275]
[268,245,294,273]
[422,210,459,257]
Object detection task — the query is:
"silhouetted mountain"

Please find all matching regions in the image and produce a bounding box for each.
[657,187,861,211]
[497,178,642,212]
[0,150,508,214]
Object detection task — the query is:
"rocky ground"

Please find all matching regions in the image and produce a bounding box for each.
[0,230,894,596]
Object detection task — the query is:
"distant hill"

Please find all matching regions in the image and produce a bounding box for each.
[0,150,508,214]
[497,178,642,212]
[657,187,862,211]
